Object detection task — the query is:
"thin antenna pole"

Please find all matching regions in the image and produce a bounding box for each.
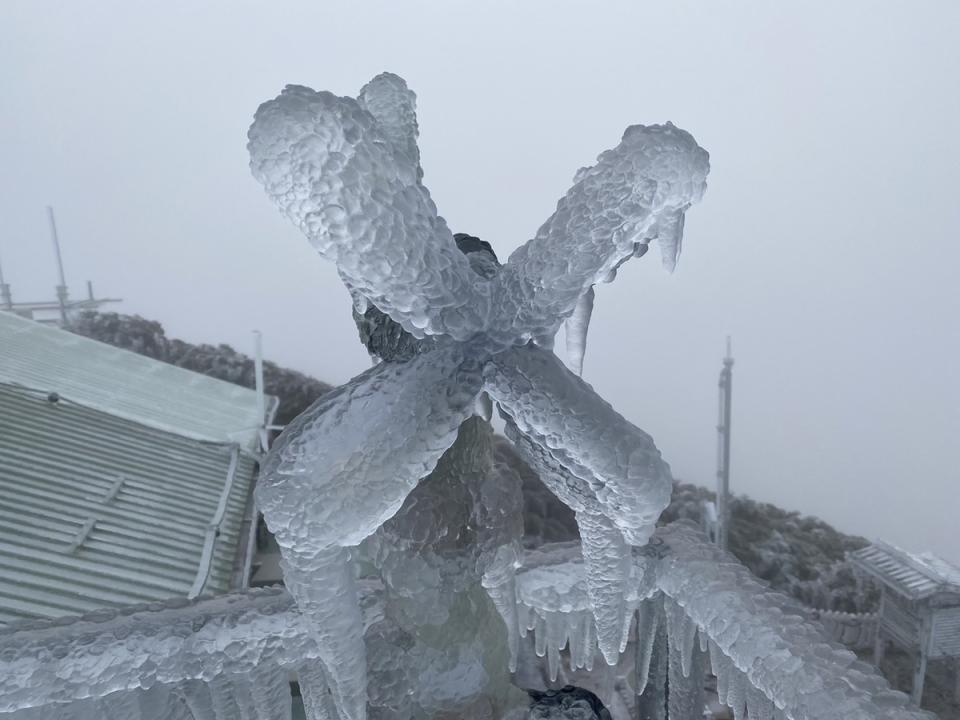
[0,250,11,310]
[46,206,69,325]
[253,330,267,452]
[716,336,734,550]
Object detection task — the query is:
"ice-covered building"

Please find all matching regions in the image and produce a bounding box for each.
[0,311,278,624]
[851,542,960,704]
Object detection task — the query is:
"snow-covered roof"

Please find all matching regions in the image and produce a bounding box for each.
[850,542,960,600]
[0,311,275,449]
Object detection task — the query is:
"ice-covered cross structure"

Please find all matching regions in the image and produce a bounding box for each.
[245,72,704,720]
[0,73,937,720]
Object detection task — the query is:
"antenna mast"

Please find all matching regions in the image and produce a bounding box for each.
[0,249,11,310]
[716,336,734,549]
[46,206,70,325]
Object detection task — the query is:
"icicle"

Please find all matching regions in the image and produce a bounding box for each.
[667,629,705,720]
[250,663,292,720]
[584,616,597,672]
[576,511,631,665]
[473,391,493,421]
[138,684,193,720]
[176,680,216,720]
[636,613,668,720]
[534,614,547,658]
[634,598,660,696]
[350,291,369,315]
[545,611,568,682]
[207,676,244,720]
[698,627,708,654]
[726,668,748,720]
[278,545,367,720]
[618,603,635,654]
[567,611,589,670]
[564,286,595,376]
[481,545,520,672]
[707,639,733,707]
[747,686,775,720]
[299,661,341,720]
[662,597,698,678]
[656,206,686,272]
[517,601,533,639]
[230,676,257,720]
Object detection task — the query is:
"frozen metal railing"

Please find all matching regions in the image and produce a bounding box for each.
[513,522,936,720]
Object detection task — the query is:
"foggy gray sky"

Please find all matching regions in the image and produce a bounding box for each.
[2,2,958,562]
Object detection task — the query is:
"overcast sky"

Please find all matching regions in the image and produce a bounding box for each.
[1,1,957,563]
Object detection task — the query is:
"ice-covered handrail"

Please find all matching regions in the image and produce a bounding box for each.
[515,523,937,720]
[0,586,373,719]
[0,587,338,713]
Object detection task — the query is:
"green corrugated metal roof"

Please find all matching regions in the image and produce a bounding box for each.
[0,311,274,449]
[0,383,257,626]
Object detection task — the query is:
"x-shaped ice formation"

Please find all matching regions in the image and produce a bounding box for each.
[248,72,709,720]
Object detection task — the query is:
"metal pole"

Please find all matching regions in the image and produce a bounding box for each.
[716,337,734,550]
[46,206,69,325]
[253,330,267,452]
[0,251,12,310]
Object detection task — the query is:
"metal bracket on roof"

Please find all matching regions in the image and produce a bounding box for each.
[64,518,96,554]
[188,446,240,599]
[101,477,124,504]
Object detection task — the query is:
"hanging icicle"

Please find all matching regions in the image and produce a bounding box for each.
[564,286,595,376]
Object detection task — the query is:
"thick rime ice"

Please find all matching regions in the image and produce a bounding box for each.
[0,587,393,717]
[357,73,421,179]
[358,415,523,718]
[489,123,708,348]
[245,71,707,719]
[298,662,340,720]
[248,81,490,342]
[257,342,482,550]
[512,525,937,720]
[2,69,928,720]
[1,528,937,720]
[276,546,364,720]
[249,79,707,348]
[256,344,482,720]
[486,345,673,546]
[574,512,632,665]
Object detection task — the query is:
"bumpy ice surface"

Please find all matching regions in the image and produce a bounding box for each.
[247,71,710,720]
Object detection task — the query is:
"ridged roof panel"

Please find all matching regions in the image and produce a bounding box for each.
[0,311,272,449]
[0,384,256,626]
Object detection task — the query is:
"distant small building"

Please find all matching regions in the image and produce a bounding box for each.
[0,312,278,625]
[850,541,960,704]
[0,283,120,326]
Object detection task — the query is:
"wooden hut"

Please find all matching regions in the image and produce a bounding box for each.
[850,541,960,704]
